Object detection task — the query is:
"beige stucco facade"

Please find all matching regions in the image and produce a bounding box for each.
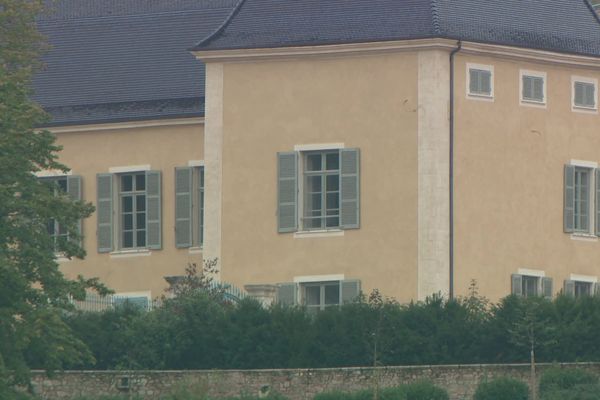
[51,119,205,297]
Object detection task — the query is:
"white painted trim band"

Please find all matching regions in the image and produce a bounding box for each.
[35,170,73,177]
[570,274,598,283]
[293,229,344,239]
[294,274,345,283]
[570,160,598,168]
[188,160,205,167]
[109,164,151,173]
[109,249,152,258]
[517,268,546,278]
[293,143,345,152]
[49,117,204,134]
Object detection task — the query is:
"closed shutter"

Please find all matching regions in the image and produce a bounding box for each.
[480,70,491,94]
[564,280,575,297]
[564,165,575,233]
[96,174,113,253]
[67,175,83,245]
[277,152,298,233]
[523,76,533,100]
[175,167,192,248]
[511,274,523,296]
[340,148,360,229]
[574,82,585,106]
[469,70,479,94]
[542,277,553,299]
[594,283,600,297]
[585,84,595,107]
[340,279,361,304]
[146,170,162,250]
[596,169,600,236]
[198,167,204,246]
[533,77,544,101]
[277,283,297,306]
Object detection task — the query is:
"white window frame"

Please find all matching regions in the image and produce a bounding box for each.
[519,69,547,107]
[571,76,598,113]
[517,268,545,297]
[466,63,494,101]
[568,160,597,241]
[294,274,346,311]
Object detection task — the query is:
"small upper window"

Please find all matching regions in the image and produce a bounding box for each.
[521,70,546,105]
[572,77,597,111]
[467,64,493,98]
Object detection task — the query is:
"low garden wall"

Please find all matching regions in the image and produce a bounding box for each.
[31,363,600,400]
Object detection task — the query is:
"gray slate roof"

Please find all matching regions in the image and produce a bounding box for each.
[194,0,600,58]
[34,0,236,126]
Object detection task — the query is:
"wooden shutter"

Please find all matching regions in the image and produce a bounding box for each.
[542,277,553,299]
[341,148,360,229]
[277,152,298,233]
[585,84,595,107]
[533,77,544,101]
[511,274,523,296]
[596,169,600,236]
[564,280,575,297]
[574,82,585,106]
[523,76,532,100]
[594,283,600,297]
[481,70,492,94]
[277,283,297,306]
[146,170,162,250]
[198,167,204,246]
[175,167,192,248]
[67,175,83,245]
[564,165,575,233]
[340,279,361,304]
[469,69,479,94]
[96,173,113,253]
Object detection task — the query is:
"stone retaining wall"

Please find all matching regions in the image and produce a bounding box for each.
[31,363,600,400]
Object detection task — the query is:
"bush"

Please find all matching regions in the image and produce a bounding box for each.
[401,381,448,400]
[540,367,600,400]
[314,382,447,400]
[473,377,528,400]
[541,384,600,400]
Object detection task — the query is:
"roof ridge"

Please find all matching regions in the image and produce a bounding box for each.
[583,0,600,24]
[430,0,441,35]
[190,0,248,51]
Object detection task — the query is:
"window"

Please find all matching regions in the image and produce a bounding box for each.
[277,148,359,233]
[564,163,598,236]
[511,273,552,298]
[276,279,361,308]
[575,281,593,297]
[467,64,493,99]
[96,170,161,253]
[175,166,204,248]
[572,77,597,110]
[40,175,83,252]
[520,70,546,105]
[564,276,598,298]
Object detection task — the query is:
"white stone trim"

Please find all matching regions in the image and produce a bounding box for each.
[35,170,72,178]
[466,63,494,101]
[570,159,598,169]
[570,232,598,242]
[517,268,546,278]
[114,291,152,300]
[187,160,205,167]
[49,117,204,134]
[293,143,345,152]
[109,249,152,258]
[108,164,151,173]
[417,50,450,300]
[568,160,597,237]
[519,69,547,108]
[293,229,344,239]
[570,274,598,283]
[293,274,345,283]
[571,75,598,114]
[188,247,203,254]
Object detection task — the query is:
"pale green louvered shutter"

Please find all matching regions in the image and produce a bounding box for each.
[596,169,600,236]
[574,82,585,106]
[594,283,600,297]
[175,167,192,248]
[146,171,162,250]
[523,76,533,100]
[341,148,360,229]
[277,152,298,233]
[96,173,113,253]
[277,283,297,306]
[533,77,544,102]
[564,165,575,233]
[340,279,361,304]
[67,175,83,245]
[564,280,575,297]
[198,167,205,246]
[585,83,595,108]
[511,274,523,296]
[542,277,553,299]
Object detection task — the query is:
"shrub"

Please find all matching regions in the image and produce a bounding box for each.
[402,381,448,400]
[314,382,447,400]
[473,377,528,400]
[540,367,600,400]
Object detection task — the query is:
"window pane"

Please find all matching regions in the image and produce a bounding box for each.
[310,193,322,211]
[137,230,146,247]
[306,154,322,171]
[136,212,146,229]
[136,195,146,212]
[326,175,339,191]
[123,214,133,230]
[305,286,320,306]
[121,175,133,192]
[326,153,339,171]
[326,192,339,210]
[123,231,134,248]
[307,175,322,193]
[135,174,145,191]
[522,276,537,297]
[57,178,68,192]
[122,196,133,213]
[324,284,340,305]
[326,217,339,228]
[575,282,591,298]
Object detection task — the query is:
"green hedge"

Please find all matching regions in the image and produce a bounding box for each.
[473,377,529,400]
[313,381,448,400]
[540,367,600,400]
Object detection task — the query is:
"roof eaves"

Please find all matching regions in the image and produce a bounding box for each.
[190,0,248,51]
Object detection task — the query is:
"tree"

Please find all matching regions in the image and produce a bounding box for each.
[0,1,108,396]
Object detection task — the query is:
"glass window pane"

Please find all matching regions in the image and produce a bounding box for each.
[57,178,68,192]
[136,195,146,212]
[306,154,322,171]
[122,196,133,213]
[135,174,145,191]
[326,153,339,171]
[121,175,133,192]
[305,286,320,306]
[123,232,133,248]
[137,230,146,247]
[326,175,339,191]
[326,217,339,228]
[311,193,322,211]
[306,175,322,192]
[326,193,339,210]
[136,212,146,229]
[123,214,133,230]
[324,284,340,305]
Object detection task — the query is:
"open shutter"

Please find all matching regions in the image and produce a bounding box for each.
[596,169,600,236]
[564,280,575,297]
[96,174,113,253]
[146,170,162,250]
[277,152,298,233]
[564,165,575,233]
[198,167,205,246]
[340,279,361,304]
[511,274,523,296]
[594,283,600,297]
[67,175,83,245]
[542,277,553,299]
[175,167,192,248]
[340,148,360,229]
[277,283,297,306]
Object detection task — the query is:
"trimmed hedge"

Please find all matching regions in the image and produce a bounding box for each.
[540,368,600,400]
[313,381,448,400]
[473,377,529,400]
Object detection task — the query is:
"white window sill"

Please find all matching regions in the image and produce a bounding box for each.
[572,105,598,114]
[520,99,546,108]
[110,249,152,258]
[570,232,598,242]
[467,93,494,102]
[188,246,203,254]
[294,229,344,239]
